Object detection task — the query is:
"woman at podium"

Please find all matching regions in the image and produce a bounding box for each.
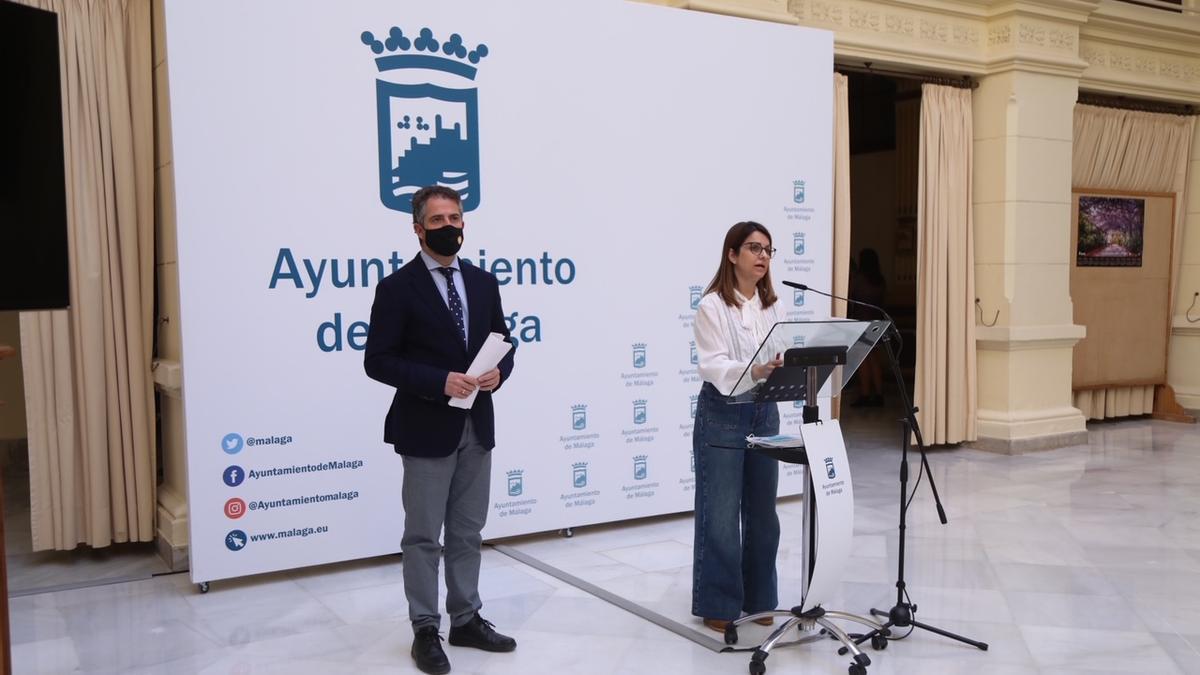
[691,221,785,633]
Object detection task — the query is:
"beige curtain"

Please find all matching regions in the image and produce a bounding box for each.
[832,73,851,319]
[16,0,156,550]
[1071,104,1195,420]
[830,73,850,418]
[914,84,977,445]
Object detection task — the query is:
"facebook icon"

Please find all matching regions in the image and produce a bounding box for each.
[222,465,245,488]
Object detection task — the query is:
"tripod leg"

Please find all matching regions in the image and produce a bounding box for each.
[837,621,894,655]
[908,618,989,651]
[823,610,887,632]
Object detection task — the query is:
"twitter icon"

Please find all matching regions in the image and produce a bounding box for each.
[221,432,244,455]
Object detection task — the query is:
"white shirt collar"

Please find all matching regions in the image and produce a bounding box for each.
[419,249,460,272]
[734,288,761,308]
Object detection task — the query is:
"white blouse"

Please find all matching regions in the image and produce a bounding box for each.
[694,289,785,396]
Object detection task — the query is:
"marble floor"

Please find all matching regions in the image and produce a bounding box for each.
[8,412,1200,674]
[3,449,171,596]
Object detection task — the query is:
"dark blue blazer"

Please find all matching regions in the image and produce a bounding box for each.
[364,255,515,457]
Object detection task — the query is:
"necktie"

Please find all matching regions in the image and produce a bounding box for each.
[437,267,467,346]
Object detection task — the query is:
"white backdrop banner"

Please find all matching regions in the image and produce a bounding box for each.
[166,0,834,583]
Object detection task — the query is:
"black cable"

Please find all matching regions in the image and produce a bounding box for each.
[892,588,917,640]
[887,321,904,359]
[904,452,926,511]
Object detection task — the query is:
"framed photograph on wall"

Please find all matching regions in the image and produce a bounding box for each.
[1070,188,1175,389]
[1076,194,1146,267]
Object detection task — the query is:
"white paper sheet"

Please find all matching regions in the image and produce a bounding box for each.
[745,434,806,449]
[449,332,514,409]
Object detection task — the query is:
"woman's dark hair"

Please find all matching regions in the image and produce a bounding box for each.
[858,247,885,286]
[705,221,778,309]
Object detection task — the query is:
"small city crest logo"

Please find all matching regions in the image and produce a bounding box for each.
[793,334,807,347]
[690,450,696,473]
[689,285,703,310]
[689,394,698,419]
[793,289,806,307]
[362,26,489,214]
[793,231,806,256]
[571,404,587,431]
[633,399,648,425]
[793,179,806,204]
[633,455,648,481]
[506,469,524,497]
[824,456,837,480]
[689,341,698,365]
[632,343,647,369]
[572,462,589,489]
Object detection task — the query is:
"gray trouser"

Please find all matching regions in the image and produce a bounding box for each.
[401,418,492,631]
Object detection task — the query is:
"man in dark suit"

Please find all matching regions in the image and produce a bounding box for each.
[364,185,516,675]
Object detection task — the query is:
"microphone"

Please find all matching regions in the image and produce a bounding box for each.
[781,280,897,332]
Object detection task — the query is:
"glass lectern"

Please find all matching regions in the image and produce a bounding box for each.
[719,319,891,675]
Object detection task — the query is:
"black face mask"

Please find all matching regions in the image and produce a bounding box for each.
[422,225,464,257]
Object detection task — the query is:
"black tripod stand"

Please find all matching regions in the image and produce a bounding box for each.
[841,326,989,654]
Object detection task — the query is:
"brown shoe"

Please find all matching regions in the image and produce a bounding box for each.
[703,618,730,633]
[753,616,775,626]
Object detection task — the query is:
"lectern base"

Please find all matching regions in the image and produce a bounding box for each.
[725,606,886,675]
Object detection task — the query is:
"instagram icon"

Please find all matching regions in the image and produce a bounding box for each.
[224,497,246,520]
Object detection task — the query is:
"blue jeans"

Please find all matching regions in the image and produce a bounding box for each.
[692,382,781,620]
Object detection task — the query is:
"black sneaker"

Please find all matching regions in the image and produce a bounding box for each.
[448,613,517,652]
[411,625,451,674]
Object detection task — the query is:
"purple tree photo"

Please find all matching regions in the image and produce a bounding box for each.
[1077,196,1145,267]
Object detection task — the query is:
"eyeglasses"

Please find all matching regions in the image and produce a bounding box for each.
[741,242,777,258]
